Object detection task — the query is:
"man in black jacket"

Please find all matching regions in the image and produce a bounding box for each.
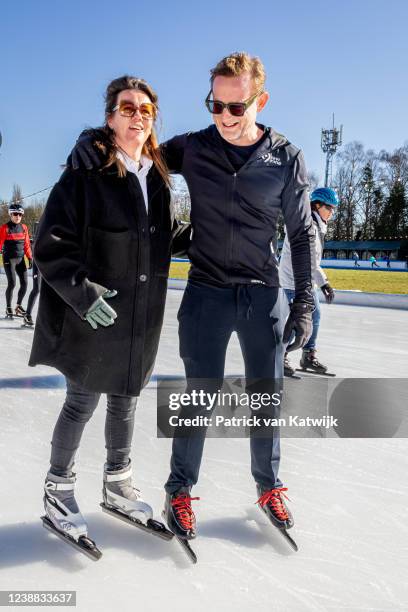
[71,53,315,541]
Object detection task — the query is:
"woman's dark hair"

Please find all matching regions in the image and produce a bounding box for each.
[102,75,170,186]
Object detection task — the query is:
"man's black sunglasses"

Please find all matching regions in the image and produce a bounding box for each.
[205,90,263,117]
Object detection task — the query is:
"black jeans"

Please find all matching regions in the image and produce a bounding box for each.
[50,378,137,478]
[165,281,286,494]
[26,260,41,316]
[3,257,27,308]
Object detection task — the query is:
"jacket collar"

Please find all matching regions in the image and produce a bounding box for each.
[312,210,328,236]
[116,151,153,177]
[208,123,289,169]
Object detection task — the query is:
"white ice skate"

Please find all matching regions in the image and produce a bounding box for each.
[102,463,153,524]
[43,473,88,540]
[101,463,173,541]
[42,472,102,560]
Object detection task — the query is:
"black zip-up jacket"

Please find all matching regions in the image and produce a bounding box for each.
[162,125,316,305]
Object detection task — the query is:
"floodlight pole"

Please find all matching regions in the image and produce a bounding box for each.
[321,115,343,187]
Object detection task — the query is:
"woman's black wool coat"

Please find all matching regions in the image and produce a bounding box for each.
[29,164,179,396]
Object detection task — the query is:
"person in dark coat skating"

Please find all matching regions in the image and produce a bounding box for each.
[29,75,189,552]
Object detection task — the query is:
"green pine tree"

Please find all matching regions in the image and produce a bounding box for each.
[376,181,406,239]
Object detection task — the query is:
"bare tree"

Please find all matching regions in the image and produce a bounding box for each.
[11,184,24,205]
[374,144,408,238]
[307,171,319,192]
[358,153,386,239]
[171,176,191,223]
[23,200,46,236]
[330,142,366,240]
[328,142,408,240]
[379,143,408,188]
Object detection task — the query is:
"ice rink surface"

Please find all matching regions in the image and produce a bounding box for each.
[0,275,407,612]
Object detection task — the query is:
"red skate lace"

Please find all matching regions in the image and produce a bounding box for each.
[171,494,200,530]
[256,487,290,521]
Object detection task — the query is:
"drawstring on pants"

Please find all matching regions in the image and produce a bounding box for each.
[236,285,253,320]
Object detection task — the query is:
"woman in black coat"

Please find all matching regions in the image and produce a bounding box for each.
[30,75,187,555]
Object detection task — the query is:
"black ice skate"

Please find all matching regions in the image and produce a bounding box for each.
[298,349,336,377]
[284,353,300,379]
[5,307,14,319]
[22,314,34,327]
[256,484,298,551]
[14,304,27,318]
[163,487,199,563]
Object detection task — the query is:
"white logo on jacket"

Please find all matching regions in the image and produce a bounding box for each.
[260,153,282,166]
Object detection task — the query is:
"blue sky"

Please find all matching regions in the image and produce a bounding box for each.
[1,0,407,203]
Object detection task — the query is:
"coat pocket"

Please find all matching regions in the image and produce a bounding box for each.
[86,227,132,280]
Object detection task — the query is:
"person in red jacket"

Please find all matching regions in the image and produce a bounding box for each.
[0,203,32,318]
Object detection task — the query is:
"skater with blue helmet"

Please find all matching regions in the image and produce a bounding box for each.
[280,187,338,376]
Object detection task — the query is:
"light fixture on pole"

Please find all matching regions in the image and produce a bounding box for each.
[321,115,343,187]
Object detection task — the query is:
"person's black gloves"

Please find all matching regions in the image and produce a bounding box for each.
[321,283,335,304]
[283,302,314,352]
[69,129,107,171]
[172,222,192,258]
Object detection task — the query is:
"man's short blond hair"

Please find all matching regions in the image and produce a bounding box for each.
[210,52,266,91]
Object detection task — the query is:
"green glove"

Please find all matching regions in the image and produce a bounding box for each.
[85,290,118,330]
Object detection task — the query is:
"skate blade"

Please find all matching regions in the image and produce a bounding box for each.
[257,506,298,552]
[41,515,102,561]
[161,511,197,563]
[100,503,174,541]
[279,529,298,552]
[284,372,302,380]
[175,535,197,563]
[271,523,299,552]
[296,368,336,377]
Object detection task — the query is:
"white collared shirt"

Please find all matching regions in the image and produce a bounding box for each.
[116,151,153,212]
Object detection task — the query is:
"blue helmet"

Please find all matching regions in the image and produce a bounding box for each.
[310,187,339,207]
